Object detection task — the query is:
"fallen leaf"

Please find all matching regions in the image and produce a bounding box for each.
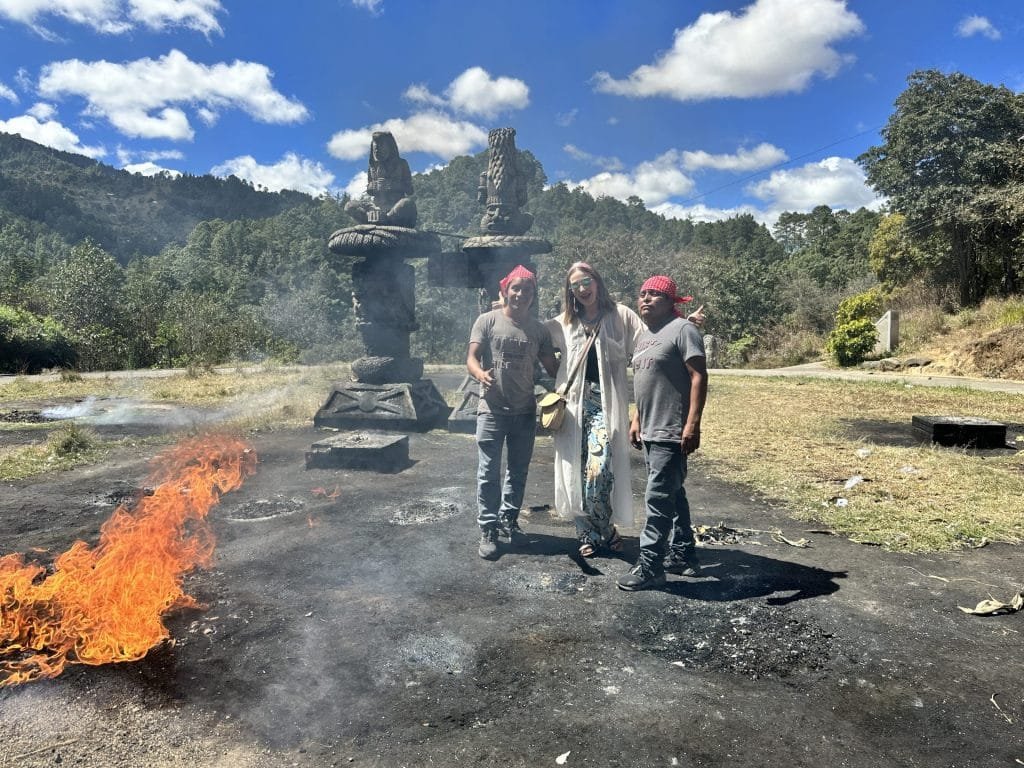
[958,592,1024,616]
[556,750,571,765]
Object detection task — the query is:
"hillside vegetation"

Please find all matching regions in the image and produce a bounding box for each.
[0,68,1022,376]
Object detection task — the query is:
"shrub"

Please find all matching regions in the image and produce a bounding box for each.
[835,287,885,326]
[47,423,96,458]
[0,304,78,373]
[825,318,878,366]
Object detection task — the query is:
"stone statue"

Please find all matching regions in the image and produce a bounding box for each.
[477,127,533,235]
[344,131,418,228]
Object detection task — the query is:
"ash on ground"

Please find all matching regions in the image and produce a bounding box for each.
[618,601,835,680]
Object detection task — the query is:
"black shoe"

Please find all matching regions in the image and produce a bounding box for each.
[501,517,527,547]
[663,549,702,577]
[478,527,499,560]
[617,561,666,591]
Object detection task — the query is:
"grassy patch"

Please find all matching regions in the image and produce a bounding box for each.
[0,423,105,480]
[3,364,1022,552]
[701,376,1024,551]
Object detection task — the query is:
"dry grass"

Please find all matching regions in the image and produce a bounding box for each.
[3,363,1022,551]
[0,364,353,479]
[701,376,1024,551]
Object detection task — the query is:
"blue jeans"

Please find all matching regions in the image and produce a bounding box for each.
[639,441,696,563]
[476,412,537,530]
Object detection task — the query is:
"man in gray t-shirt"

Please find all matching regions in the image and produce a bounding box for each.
[619,275,708,591]
[467,265,558,560]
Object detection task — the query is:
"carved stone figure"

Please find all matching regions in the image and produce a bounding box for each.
[477,127,533,235]
[344,131,418,228]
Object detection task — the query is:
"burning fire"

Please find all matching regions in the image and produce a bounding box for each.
[0,434,256,687]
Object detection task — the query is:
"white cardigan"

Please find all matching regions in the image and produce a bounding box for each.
[545,303,644,528]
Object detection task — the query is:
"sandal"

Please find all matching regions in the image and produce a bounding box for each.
[606,526,623,552]
[578,534,596,558]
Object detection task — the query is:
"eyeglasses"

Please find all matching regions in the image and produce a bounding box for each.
[570,277,593,291]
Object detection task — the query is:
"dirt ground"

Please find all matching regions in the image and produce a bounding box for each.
[1,389,1023,767]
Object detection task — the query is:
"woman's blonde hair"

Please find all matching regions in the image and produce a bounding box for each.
[562,261,616,324]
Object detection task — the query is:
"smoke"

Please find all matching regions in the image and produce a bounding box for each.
[42,397,213,427]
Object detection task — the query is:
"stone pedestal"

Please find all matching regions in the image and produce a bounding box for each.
[314,380,449,432]
[305,432,410,472]
[461,235,552,305]
[321,224,449,433]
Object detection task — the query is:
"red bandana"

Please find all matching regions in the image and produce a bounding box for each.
[640,275,693,316]
[500,264,536,294]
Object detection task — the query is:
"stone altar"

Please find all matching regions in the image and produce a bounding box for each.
[429,127,552,431]
[311,133,449,462]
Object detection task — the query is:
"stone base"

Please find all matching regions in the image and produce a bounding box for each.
[313,380,449,432]
[447,377,480,433]
[351,355,423,384]
[305,432,410,472]
[327,224,440,258]
[912,415,1008,448]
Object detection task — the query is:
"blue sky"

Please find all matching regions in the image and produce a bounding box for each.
[1,0,1021,226]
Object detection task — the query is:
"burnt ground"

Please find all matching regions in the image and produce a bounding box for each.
[1,392,1023,767]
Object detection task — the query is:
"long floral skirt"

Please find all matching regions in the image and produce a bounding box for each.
[576,384,616,546]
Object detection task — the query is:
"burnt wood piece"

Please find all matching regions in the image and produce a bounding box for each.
[912,415,1007,448]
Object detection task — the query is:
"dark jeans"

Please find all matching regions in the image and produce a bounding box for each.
[639,441,696,563]
[476,411,537,531]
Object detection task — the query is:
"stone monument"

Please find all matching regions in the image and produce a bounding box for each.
[312,132,450,452]
[427,127,552,431]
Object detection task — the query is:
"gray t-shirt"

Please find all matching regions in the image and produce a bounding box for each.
[632,317,706,442]
[470,309,553,416]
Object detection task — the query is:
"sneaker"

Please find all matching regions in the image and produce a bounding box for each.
[478,527,499,560]
[617,561,666,591]
[502,518,527,547]
[663,549,702,577]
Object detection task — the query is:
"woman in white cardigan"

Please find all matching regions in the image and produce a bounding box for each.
[546,262,644,557]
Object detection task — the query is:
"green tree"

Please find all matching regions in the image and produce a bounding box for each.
[859,70,1024,304]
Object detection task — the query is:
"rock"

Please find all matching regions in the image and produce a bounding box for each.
[904,356,933,368]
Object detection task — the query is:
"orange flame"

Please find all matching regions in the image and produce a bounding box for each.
[0,434,256,687]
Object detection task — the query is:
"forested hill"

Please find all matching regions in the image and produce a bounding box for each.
[0,131,315,262]
[0,127,882,372]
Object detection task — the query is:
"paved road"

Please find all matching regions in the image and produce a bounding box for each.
[4,361,1024,394]
[714,361,1024,394]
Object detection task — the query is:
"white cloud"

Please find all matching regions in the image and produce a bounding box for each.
[593,0,863,101]
[745,156,882,219]
[652,201,761,224]
[564,143,623,172]
[351,0,382,14]
[555,108,578,127]
[445,67,529,118]
[403,83,446,109]
[956,15,1001,40]
[116,145,184,165]
[123,160,181,177]
[0,110,105,158]
[211,152,335,196]
[562,150,695,206]
[39,49,308,140]
[0,0,223,36]
[0,82,18,103]
[15,68,33,92]
[402,67,529,119]
[26,101,56,119]
[681,142,787,172]
[343,170,367,200]
[128,0,223,35]
[327,111,488,161]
